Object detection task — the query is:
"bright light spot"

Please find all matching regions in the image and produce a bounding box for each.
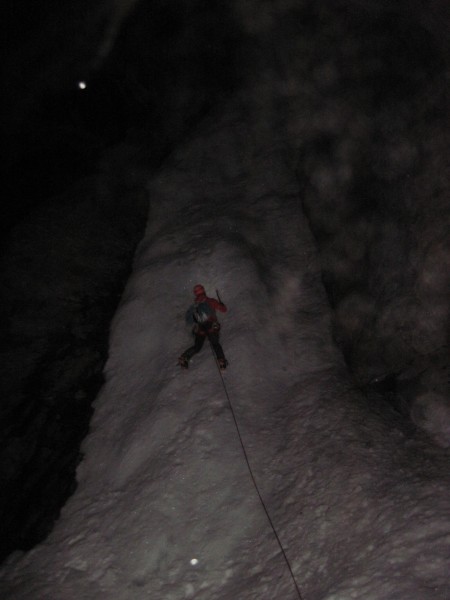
[190,558,199,566]
[78,81,87,90]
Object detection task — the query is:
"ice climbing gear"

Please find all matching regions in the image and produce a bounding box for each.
[217,358,228,370]
[181,289,227,368]
[209,341,304,600]
[178,356,189,369]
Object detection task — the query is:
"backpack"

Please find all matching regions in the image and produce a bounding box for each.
[193,301,215,323]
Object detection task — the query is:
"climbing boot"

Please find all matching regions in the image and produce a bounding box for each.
[218,358,228,371]
[178,356,189,369]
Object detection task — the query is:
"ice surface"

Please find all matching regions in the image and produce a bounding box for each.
[0,96,449,600]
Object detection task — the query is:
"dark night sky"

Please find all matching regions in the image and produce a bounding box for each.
[2,0,241,239]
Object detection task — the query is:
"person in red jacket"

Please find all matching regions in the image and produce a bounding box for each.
[178,284,228,370]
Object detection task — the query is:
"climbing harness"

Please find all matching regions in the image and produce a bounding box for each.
[208,340,304,600]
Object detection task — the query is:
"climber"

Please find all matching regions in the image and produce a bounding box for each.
[178,284,228,370]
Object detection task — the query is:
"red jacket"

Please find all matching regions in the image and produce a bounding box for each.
[186,294,227,325]
[202,296,227,316]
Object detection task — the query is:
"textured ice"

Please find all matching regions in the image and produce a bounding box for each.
[0,96,449,600]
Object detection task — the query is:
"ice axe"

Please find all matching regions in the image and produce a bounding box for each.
[216,289,223,304]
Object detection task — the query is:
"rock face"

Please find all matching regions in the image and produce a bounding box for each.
[288,5,450,418]
[1,0,449,563]
[234,0,449,436]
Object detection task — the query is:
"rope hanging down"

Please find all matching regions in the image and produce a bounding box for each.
[208,340,304,600]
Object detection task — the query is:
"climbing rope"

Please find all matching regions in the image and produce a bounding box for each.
[208,340,304,600]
